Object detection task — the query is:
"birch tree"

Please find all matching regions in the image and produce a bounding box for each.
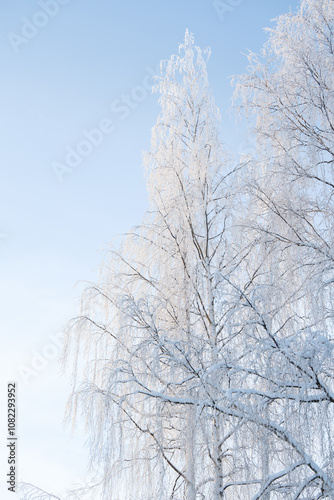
[16,3,334,500]
[63,30,249,499]
[21,4,334,499]
[232,0,334,497]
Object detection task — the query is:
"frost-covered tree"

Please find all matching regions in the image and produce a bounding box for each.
[232,0,334,497]
[59,4,334,499]
[63,30,250,500]
[18,481,97,500]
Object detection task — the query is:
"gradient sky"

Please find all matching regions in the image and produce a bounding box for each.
[1,1,299,498]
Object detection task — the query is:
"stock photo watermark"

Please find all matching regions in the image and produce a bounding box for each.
[7,0,71,54]
[6,382,17,493]
[213,0,243,21]
[52,119,115,182]
[17,331,63,386]
[52,63,160,183]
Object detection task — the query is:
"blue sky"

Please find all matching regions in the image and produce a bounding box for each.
[0,1,299,498]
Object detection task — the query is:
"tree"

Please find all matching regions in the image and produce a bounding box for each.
[22,4,334,499]
[18,481,97,500]
[62,30,254,500]
[232,0,334,497]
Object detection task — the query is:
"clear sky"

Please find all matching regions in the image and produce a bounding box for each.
[0,1,299,498]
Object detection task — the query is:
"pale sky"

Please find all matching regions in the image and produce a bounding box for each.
[0,1,299,498]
